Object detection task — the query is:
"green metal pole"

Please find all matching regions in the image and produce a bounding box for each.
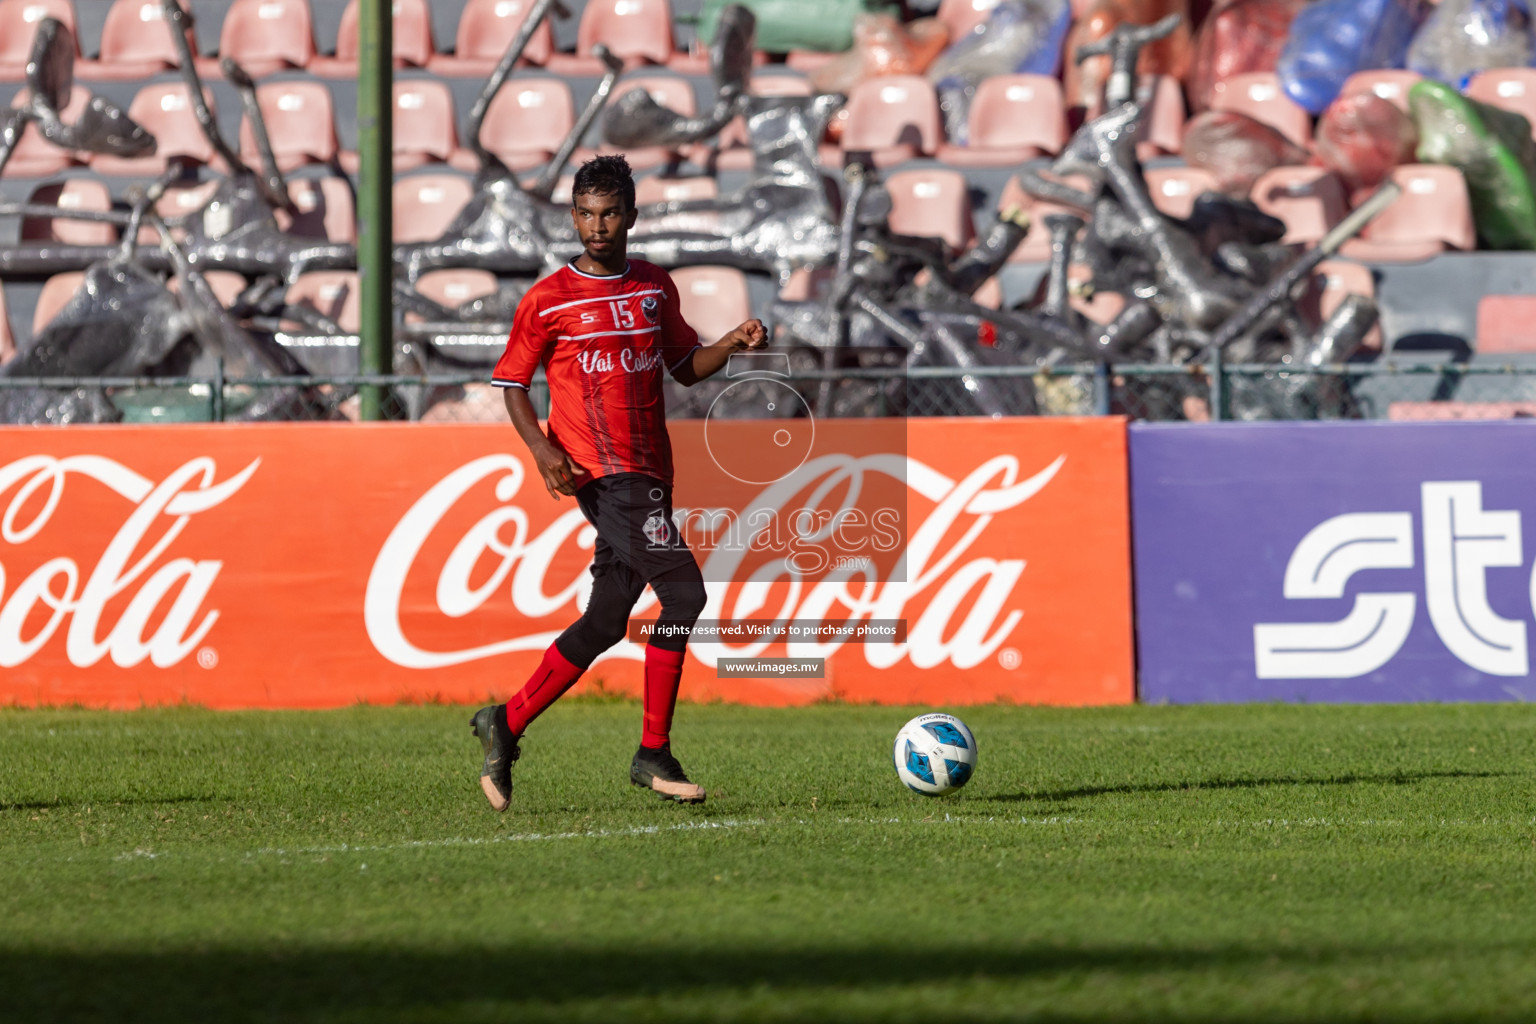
[357,0,392,420]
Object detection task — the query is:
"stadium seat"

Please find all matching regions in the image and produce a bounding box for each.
[673,265,751,343]
[340,80,476,173]
[237,80,337,171]
[935,74,1066,166]
[634,174,721,231]
[476,77,574,172]
[283,270,359,332]
[1301,259,1381,351]
[1250,166,1348,245]
[1339,165,1476,262]
[4,84,89,177]
[1475,294,1536,354]
[1466,68,1536,140]
[410,267,498,320]
[0,0,78,83]
[392,173,474,242]
[1209,72,1311,147]
[76,0,195,81]
[547,0,680,74]
[972,274,1002,310]
[89,82,220,176]
[0,283,14,364]
[1338,69,1421,113]
[428,0,555,76]
[310,0,434,77]
[22,178,115,245]
[936,0,1001,42]
[212,0,316,78]
[998,172,1089,263]
[838,75,943,166]
[580,75,696,170]
[278,175,354,241]
[1388,400,1536,420]
[166,268,248,309]
[1136,74,1186,158]
[885,167,975,251]
[1143,166,1220,220]
[32,270,85,333]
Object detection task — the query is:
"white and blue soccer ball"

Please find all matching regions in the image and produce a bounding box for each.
[893,713,977,796]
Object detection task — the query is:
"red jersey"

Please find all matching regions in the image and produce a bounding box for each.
[492,259,701,484]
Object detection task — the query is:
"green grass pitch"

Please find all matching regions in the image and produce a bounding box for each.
[3,700,1536,1022]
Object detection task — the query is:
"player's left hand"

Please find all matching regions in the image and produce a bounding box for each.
[723,319,768,351]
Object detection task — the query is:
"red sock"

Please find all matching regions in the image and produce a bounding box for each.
[504,643,585,736]
[642,644,687,748]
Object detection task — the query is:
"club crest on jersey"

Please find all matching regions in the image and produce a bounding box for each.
[641,296,660,325]
[643,513,671,547]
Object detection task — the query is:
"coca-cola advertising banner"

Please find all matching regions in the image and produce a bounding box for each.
[1132,420,1536,703]
[0,418,1133,708]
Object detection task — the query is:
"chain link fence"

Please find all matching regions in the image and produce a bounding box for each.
[5,360,1536,423]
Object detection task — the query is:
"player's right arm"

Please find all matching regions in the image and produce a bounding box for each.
[494,287,580,499]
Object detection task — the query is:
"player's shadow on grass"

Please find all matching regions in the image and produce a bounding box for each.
[992,768,1512,804]
[0,793,222,812]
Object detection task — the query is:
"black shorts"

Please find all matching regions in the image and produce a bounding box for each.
[575,472,696,582]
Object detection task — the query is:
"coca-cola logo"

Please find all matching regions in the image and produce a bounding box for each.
[364,453,1064,671]
[0,455,259,668]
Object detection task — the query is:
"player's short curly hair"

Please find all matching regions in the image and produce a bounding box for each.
[572,155,635,212]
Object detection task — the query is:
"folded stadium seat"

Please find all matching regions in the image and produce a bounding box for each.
[21,177,115,244]
[997,172,1089,263]
[0,282,14,364]
[409,268,498,321]
[633,174,721,232]
[428,0,555,76]
[1143,166,1220,220]
[1474,294,1536,353]
[936,74,1066,166]
[1209,71,1311,148]
[282,270,359,332]
[3,84,89,177]
[672,265,751,343]
[777,265,835,301]
[143,178,221,243]
[709,71,812,171]
[577,75,697,170]
[837,74,943,167]
[208,0,315,78]
[0,0,79,83]
[884,167,975,251]
[545,0,679,75]
[237,80,337,171]
[278,174,354,241]
[32,270,85,333]
[1338,165,1476,262]
[392,173,474,242]
[88,82,222,177]
[1337,69,1421,113]
[1297,259,1381,351]
[936,0,1001,41]
[309,0,433,77]
[75,0,197,81]
[339,80,477,173]
[1250,165,1348,245]
[1465,68,1536,140]
[476,77,575,172]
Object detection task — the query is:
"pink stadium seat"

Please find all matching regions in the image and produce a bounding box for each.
[410,268,498,322]
[0,283,14,364]
[1475,294,1536,354]
[76,0,195,81]
[885,168,975,251]
[1300,259,1381,351]
[167,269,248,310]
[310,0,434,77]
[547,0,678,74]
[477,77,574,172]
[579,75,695,170]
[634,175,722,232]
[138,178,220,243]
[283,270,360,332]
[1389,400,1536,420]
[937,0,1000,41]
[1144,166,1220,220]
[89,82,220,176]
[1338,70,1421,113]
[33,270,84,333]
[1209,72,1311,147]
[22,178,115,245]
[429,0,555,76]
[998,172,1088,263]
[340,80,476,173]
[972,274,1002,310]
[936,74,1066,166]
[392,173,474,242]
[4,84,88,177]
[212,0,316,78]
[673,265,751,343]
[0,0,78,83]
[278,175,354,241]
[1339,165,1476,262]
[839,74,943,166]
[1466,68,1536,140]
[1136,74,1186,158]
[1250,166,1348,245]
[238,80,337,171]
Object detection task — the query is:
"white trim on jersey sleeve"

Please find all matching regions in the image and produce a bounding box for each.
[491,378,529,390]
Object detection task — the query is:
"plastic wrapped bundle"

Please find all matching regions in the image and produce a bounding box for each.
[1065,0,1192,110]
[1182,109,1311,194]
[1314,90,1419,195]
[1407,0,1534,89]
[1276,0,1423,114]
[810,13,950,94]
[927,0,1070,143]
[1409,77,1536,248]
[1187,0,1309,112]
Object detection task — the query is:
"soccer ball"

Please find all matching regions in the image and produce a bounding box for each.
[893,713,978,796]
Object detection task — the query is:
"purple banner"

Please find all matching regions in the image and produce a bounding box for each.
[1131,421,1536,703]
